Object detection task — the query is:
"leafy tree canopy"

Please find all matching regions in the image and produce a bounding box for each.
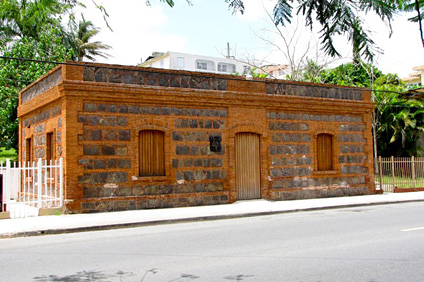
[318,62,383,87]
[312,61,424,157]
[0,27,72,150]
[0,0,107,151]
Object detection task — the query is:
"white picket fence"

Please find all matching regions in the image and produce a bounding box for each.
[0,158,63,218]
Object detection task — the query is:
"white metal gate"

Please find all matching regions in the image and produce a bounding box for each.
[0,158,63,218]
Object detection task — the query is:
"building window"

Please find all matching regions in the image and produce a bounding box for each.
[243,65,251,75]
[177,57,185,68]
[195,59,215,71]
[139,130,165,177]
[26,138,32,163]
[218,63,236,73]
[317,133,333,171]
[46,132,55,161]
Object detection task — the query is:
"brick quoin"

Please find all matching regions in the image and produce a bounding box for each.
[17,62,375,213]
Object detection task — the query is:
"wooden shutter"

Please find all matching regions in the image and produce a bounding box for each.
[235,133,261,200]
[26,138,32,163]
[46,132,55,160]
[139,130,165,176]
[317,134,333,171]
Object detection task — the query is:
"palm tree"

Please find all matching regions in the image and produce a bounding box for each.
[67,16,111,62]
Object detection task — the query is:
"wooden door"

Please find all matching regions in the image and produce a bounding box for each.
[317,134,333,171]
[235,132,261,200]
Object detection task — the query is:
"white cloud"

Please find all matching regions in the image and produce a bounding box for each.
[79,0,187,65]
[236,0,275,22]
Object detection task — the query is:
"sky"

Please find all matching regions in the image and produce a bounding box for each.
[82,0,424,78]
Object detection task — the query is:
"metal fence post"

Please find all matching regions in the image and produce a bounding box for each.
[378,156,383,191]
[59,158,63,207]
[5,159,11,212]
[37,158,42,210]
[391,156,395,189]
[411,156,416,188]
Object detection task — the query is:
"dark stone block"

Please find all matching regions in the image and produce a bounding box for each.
[94,160,106,169]
[212,159,223,167]
[176,145,190,155]
[203,159,211,167]
[106,172,128,183]
[118,130,131,141]
[83,67,95,81]
[171,108,182,115]
[117,117,127,126]
[205,120,213,128]
[181,120,189,128]
[184,159,193,167]
[190,120,198,128]
[118,105,128,113]
[172,132,183,141]
[137,75,145,85]
[78,115,87,123]
[118,159,131,169]
[191,146,199,155]
[108,159,117,168]
[122,74,135,84]
[146,73,158,86]
[84,103,97,112]
[162,107,171,115]
[84,146,99,156]
[194,159,203,167]
[95,70,107,82]
[102,146,115,155]
[158,74,170,87]
[172,159,179,168]
[184,171,194,181]
[109,74,122,83]
[107,105,117,112]
[128,105,139,114]
[104,131,117,141]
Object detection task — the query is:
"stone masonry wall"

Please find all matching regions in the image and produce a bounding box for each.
[18,62,375,213]
[21,102,63,162]
[268,111,370,199]
[77,102,229,212]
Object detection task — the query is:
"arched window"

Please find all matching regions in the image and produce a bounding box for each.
[139,130,165,176]
[317,133,333,171]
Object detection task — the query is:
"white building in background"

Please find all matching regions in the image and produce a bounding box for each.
[402,65,424,86]
[139,51,251,75]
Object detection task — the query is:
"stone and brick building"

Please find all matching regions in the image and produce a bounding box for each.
[18,62,375,213]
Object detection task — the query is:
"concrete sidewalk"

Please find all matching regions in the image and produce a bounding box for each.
[1,192,424,239]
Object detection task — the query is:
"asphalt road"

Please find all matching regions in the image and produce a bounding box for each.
[0,202,423,282]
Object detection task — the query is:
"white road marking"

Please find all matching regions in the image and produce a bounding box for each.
[401,226,424,232]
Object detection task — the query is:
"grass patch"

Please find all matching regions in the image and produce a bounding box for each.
[0,147,18,163]
[378,175,424,188]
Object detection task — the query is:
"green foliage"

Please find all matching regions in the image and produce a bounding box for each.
[0,26,72,151]
[310,61,424,157]
[374,82,424,157]
[301,60,324,83]
[318,62,382,87]
[0,147,18,163]
[0,0,107,152]
[67,16,111,62]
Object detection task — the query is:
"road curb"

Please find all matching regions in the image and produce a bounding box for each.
[1,199,424,239]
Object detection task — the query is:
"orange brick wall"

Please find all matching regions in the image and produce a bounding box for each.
[18,62,375,213]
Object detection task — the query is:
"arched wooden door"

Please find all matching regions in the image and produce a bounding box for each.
[235,132,261,200]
